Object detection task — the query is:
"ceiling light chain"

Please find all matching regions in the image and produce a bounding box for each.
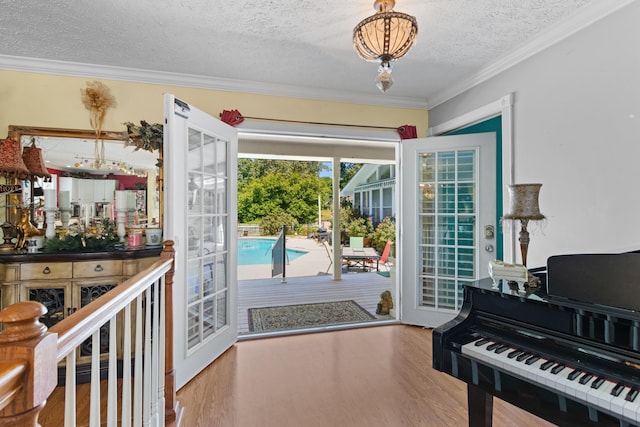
[353,0,418,93]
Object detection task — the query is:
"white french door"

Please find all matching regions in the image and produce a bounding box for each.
[400,133,496,327]
[164,94,238,389]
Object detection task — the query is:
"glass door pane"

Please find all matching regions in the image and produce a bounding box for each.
[186,129,231,351]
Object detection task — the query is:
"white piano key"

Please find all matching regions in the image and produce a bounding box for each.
[622,388,640,423]
[587,379,617,412]
[460,338,640,423]
[610,384,633,419]
[574,372,596,402]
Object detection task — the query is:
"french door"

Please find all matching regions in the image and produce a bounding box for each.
[400,133,496,327]
[164,94,238,388]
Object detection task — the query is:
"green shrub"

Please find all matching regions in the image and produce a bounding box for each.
[370,216,395,252]
[260,212,298,235]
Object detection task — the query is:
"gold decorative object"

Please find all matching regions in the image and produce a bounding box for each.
[80,81,117,168]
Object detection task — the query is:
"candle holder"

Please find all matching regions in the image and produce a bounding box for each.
[127,209,136,228]
[116,209,128,242]
[44,208,58,240]
[60,208,71,229]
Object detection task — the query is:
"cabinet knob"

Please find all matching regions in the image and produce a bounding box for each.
[94,264,103,272]
[42,266,51,274]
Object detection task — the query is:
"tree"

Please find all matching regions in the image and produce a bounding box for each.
[238,164,332,225]
[340,162,362,189]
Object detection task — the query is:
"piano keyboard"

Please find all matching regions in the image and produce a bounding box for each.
[462,337,640,424]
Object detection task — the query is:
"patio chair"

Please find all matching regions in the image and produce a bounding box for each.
[369,241,394,271]
[349,236,364,248]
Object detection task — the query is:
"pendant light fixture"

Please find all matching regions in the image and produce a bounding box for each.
[353,0,418,92]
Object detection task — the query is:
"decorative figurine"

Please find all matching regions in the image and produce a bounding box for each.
[376,290,394,315]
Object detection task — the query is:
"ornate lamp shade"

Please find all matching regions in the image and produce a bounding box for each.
[503,183,545,268]
[0,138,30,179]
[503,184,545,221]
[22,139,51,181]
[353,0,418,92]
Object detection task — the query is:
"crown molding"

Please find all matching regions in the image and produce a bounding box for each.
[427,0,637,108]
[0,54,428,110]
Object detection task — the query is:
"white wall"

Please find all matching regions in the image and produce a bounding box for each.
[429,2,640,268]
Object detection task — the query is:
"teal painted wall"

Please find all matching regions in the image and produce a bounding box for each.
[446,116,503,259]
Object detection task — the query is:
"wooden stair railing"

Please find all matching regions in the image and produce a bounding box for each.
[0,240,181,427]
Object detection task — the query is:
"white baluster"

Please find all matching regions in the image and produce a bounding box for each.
[107,316,118,426]
[143,287,152,426]
[134,295,143,427]
[158,277,166,422]
[64,353,77,427]
[90,330,101,427]
[121,303,132,427]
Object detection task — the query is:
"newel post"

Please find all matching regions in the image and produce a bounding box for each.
[0,301,57,427]
[161,240,182,425]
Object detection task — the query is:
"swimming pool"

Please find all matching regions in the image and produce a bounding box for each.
[238,238,307,266]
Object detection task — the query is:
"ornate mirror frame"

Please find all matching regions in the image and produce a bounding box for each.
[7,125,163,229]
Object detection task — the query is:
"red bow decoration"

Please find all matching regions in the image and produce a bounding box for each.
[397,125,418,140]
[220,109,244,127]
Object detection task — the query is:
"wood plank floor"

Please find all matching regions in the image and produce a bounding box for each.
[238,272,395,334]
[177,325,555,427]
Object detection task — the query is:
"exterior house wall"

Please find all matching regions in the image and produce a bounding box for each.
[428,2,640,268]
[342,164,396,224]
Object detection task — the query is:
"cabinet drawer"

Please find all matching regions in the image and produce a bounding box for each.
[73,260,123,278]
[20,262,72,280]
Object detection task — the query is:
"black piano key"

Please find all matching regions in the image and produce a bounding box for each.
[578,373,593,385]
[591,377,605,389]
[540,360,555,370]
[625,388,638,402]
[611,383,624,397]
[494,345,509,354]
[516,352,531,362]
[486,342,501,351]
[567,369,582,381]
[525,355,540,365]
[508,350,523,359]
[551,364,566,375]
[474,338,490,347]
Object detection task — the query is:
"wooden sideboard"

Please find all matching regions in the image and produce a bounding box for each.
[0,248,162,370]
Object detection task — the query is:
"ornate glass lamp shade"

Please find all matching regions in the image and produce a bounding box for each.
[353,0,418,92]
[0,138,30,179]
[22,139,51,180]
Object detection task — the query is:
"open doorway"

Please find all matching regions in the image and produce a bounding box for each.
[235,137,399,336]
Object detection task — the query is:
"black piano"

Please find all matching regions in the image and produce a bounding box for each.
[433,253,640,427]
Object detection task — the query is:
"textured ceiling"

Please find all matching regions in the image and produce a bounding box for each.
[0,0,609,107]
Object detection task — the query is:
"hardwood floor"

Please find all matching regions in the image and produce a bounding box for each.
[176,325,555,427]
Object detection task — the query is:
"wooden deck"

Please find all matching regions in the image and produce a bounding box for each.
[238,272,396,335]
[237,236,397,335]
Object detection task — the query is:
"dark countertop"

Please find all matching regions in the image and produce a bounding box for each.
[0,246,163,263]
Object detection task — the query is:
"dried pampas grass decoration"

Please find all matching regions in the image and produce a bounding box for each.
[81,81,116,168]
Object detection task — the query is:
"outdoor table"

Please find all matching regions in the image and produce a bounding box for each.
[341,247,380,271]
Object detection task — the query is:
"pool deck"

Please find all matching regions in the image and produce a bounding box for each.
[238,236,334,280]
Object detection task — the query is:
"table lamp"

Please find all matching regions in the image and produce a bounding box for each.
[503,183,545,268]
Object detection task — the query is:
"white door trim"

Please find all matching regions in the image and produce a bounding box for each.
[426,93,516,263]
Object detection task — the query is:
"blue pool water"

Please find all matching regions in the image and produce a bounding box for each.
[238,238,307,265]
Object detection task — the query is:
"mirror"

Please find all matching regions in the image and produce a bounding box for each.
[8,125,163,229]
